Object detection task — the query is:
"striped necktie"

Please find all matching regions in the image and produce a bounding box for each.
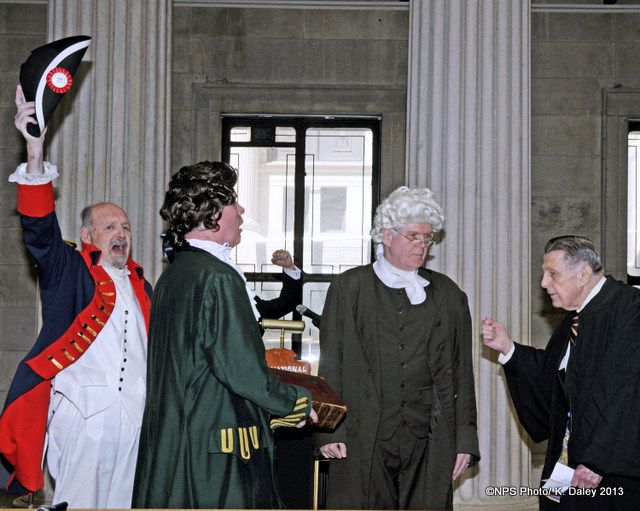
[569,314,579,345]
[557,315,580,466]
[547,313,581,503]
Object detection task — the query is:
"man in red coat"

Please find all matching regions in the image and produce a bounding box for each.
[0,85,152,509]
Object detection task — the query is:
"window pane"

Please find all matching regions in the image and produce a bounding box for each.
[303,128,373,274]
[275,126,296,143]
[230,127,251,142]
[320,188,346,232]
[229,146,295,273]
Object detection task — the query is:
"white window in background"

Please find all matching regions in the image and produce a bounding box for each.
[320,187,347,233]
[628,131,640,287]
[225,119,379,373]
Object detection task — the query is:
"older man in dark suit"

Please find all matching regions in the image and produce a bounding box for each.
[483,235,640,510]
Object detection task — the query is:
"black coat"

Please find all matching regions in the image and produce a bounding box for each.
[254,271,302,320]
[504,276,640,509]
[132,248,311,509]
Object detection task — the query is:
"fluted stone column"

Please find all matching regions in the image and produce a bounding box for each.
[46,0,172,283]
[406,1,534,509]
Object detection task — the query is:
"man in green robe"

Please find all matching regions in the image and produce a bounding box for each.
[132,161,317,509]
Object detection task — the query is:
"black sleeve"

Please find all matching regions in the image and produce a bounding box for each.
[21,211,78,291]
[502,320,569,444]
[254,271,302,320]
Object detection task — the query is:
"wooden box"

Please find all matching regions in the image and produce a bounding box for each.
[271,368,347,431]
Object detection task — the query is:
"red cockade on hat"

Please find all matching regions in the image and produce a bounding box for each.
[20,35,91,137]
[46,67,74,94]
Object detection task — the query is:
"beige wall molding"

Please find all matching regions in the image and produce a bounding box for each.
[173,0,408,10]
[601,88,640,281]
[187,82,408,196]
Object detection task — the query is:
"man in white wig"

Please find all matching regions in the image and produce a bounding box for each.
[314,186,480,510]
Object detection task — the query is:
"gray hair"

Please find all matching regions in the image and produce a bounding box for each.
[544,235,603,273]
[80,205,94,230]
[370,186,445,243]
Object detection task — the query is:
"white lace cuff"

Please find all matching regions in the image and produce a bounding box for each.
[8,161,59,185]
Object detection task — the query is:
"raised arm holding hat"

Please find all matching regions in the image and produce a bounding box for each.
[0,80,152,509]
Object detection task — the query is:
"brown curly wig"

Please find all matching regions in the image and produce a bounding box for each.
[160,161,238,243]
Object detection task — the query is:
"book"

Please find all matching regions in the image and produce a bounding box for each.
[271,368,347,431]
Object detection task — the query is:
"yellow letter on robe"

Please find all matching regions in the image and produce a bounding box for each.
[221,428,234,453]
[238,427,251,460]
[249,426,259,449]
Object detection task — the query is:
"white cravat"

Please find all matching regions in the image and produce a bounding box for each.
[373,254,429,305]
[186,238,261,320]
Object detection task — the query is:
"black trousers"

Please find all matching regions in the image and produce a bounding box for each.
[273,428,314,508]
[369,421,440,510]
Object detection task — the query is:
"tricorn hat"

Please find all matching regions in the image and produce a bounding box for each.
[19,35,91,137]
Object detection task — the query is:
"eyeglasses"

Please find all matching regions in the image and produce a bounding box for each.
[393,228,437,247]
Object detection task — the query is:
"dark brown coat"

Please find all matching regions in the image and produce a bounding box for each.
[313,265,479,510]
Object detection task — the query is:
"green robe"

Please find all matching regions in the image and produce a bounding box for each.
[132,246,311,509]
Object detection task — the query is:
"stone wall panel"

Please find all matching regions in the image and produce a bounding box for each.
[613,13,640,42]
[532,115,600,155]
[0,307,37,351]
[532,196,600,234]
[545,13,613,42]
[533,42,614,78]
[615,43,640,87]
[0,190,21,228]
[0,4,46,35]
[532,78,603,116]
[303,9,408,41]
[531,155,600,195]
[0,264,36,308]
